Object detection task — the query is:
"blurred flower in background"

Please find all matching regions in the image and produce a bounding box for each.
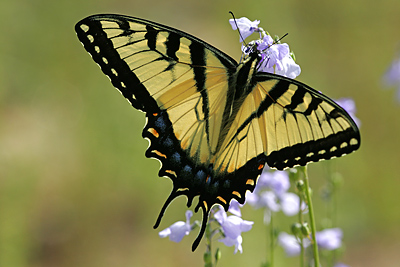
[383,55,400,102]
[335,98,361,127]
[246,168,305,224]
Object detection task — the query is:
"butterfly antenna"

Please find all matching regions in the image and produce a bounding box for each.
[229,11,247,46]
[276,33,288,43]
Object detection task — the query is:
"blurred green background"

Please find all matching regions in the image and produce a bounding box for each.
[1,0,400,266]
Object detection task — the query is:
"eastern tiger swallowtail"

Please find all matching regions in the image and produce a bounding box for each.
[75,14,360,251]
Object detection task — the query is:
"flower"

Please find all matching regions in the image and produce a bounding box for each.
[280,192,304,216]
[335,98,360,127]
[256,35,291,73]
[229,17,260,42]
[316,228,343,250]
[383,55,400,102]
[246,168,306,223]
[273,54,301,79]
[213,206,254,253]
[258,169,290,196]
[278,232,310,257]
[333,263,350,267]
[230,17,301,79]
[278,228,343,257]
[158,210,193,242]
[227,199,242,217]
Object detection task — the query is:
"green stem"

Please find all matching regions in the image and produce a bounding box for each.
[298,197,305,267]
[269,214,274,267]
[300,166,320,267]
[204,223,214,267]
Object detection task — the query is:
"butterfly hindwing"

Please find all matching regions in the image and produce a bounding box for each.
[75,14,360,251]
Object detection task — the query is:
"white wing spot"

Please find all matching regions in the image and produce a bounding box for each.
[318,150,326,155]
[94,46,100,53]
[80,24,89,32]
[295,156,301,161]
[330,146,337,152]
[306,152,314,157]
[102,57,108,64]
[350,138,358,146]
[340,142,348,149]
[87,34,94,43]
[121,81,126,88]
[111,68,118,76]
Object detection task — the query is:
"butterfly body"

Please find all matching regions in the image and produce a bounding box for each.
[75,14,360,251]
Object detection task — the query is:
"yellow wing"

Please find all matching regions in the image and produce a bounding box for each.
[214,74,360,175]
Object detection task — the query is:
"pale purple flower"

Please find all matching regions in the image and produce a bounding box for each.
[316,228,343,250]
[383,56,400,101]
[214,207,253,254]
[158,210,193,242]
[280,192,304,216]
[258,170,290,196]
[257,35,291,73]
[219,235,244,254]
[246,169,305,222]
[229,17,301,79]
[334,263,350,267]
[228,199,242,217]
[278,232,310,257]
[274,54,301,79]
[258,191,280,211]
[229,17,260,42]
[335,98,360,127]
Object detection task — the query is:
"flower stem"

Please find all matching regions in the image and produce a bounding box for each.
[269,214,274,267]
[204,223,214,267]
[300,166,320,267]
[298,197,305,267]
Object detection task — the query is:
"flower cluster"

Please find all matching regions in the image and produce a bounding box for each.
[246,167,306,224]
[229,17,301,79]
[159,200,253,254]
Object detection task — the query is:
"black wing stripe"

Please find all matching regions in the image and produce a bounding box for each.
[222,79,289,148]
[144,25,158,50]
[165,32,181,61]
[76,19,159,112]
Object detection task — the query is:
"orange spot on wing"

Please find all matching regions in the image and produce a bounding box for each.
[232,191,241,198]
[165,170,177,177]
[148,128,159,138]
[217,196,227,204]
[152,150,167,158]
[246,179,254,186]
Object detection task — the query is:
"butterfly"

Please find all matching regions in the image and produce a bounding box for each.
[75,14,360,251]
